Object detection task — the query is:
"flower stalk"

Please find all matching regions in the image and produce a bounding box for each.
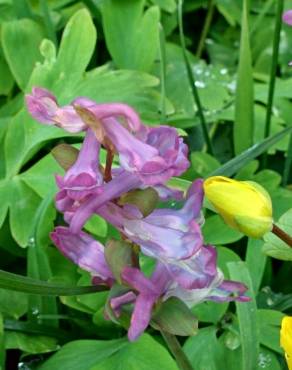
[272,224,292,248]
[161,330,194,370]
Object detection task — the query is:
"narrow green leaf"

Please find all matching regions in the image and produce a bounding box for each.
[245,239,266,293]
[208,126,292,177]
[228,262,259,370]
[234,0,254,154]
[27,195,58,326]
[4,319,71,342]
[0,269,107,296]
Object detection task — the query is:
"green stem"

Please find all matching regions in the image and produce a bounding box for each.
[283,133,292,186]
[177,0,214,155]
[40,0,57,46]
[159,23,167,124]
[161,330,194,370]
[262,0,284,167]
[0,269,108,296]
[196,0,215,58]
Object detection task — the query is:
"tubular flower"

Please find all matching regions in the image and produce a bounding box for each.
[55,128,103,212]
[73,98,190,185]
[203,176,273,238]
[25,87,86,132]
[96,179,204,261]
[50,227,114,286]
[281,317,292,370]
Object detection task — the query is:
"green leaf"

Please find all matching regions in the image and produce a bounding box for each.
[2,18,44,90]
[0,289,27,319]
[208,126,292,177]
[55,9,96,83]
[38,338,127,370]
[245,239,266,293]
[9,178,41,247]
[203,215,243,245]
[228,261,259,370]
[84,214,108,238]
[27,195,58,326]
[234,0,254,154]
[101,0,160,71]
[91,334,179,370]
[191,152,220,177]
[5,332,58,354]
[151,297,198,336]
[0,269,107,296]
[20,153,61,198]
[257,309,284,355]
[0,46,13,95]
[183,326,223,370]
[262,208,292,261]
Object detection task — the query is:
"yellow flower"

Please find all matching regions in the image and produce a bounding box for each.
[203,176,273,238]
[281,317,292,370]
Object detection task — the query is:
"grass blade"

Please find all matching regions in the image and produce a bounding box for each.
[0,269,107,296]
[234,0,254,155]
[27,194,58,326]
[208,126,292,177]
[262,0,284,167]
[228,261,259,370]
[178,0,214,155]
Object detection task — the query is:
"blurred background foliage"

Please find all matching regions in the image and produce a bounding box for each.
[0,0,292,369]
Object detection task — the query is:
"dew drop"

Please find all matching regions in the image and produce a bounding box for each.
[195,81,206,88]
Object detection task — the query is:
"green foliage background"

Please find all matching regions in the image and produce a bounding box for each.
[0,0,292,369]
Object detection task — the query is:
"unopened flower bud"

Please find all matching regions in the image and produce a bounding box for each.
[281,317,292,370]
[203,176,273,238]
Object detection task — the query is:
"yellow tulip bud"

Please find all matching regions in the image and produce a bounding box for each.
[281,317,292,370]
[203,176,273,238]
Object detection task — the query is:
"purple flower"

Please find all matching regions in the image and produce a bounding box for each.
[283,10,292,26]
[74,98,190,185]
[69,171,142,233]
[98,179,204,261]
[119,263,171,341]
[55,129,103,213]
[50,226,114,285]
[25,87,86,133]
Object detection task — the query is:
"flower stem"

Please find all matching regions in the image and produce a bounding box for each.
[272,224,292,248]
[262,0,284,168]
[104,150,114,182]
[177,0,214,155]
[196,0,215,58]
[161,330,194,370]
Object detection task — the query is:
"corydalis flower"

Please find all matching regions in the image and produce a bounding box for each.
[55,129,103,213]
[97,179,204,261]
[26,88,189,187]
[74,97,189,185]
[25,87,86,133]
[50,226,114,286]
